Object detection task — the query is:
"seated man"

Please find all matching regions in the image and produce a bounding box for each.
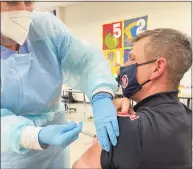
[73,28,192,169]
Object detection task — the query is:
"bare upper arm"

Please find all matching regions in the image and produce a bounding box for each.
[72,138,102,169]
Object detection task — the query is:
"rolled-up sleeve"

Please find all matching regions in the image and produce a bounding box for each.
[101,116,142,169]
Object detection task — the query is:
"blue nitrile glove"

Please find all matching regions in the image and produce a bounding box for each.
[92,93,119,152]
[38,122,83,148]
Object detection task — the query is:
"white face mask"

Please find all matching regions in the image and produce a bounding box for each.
[1,11,32,45]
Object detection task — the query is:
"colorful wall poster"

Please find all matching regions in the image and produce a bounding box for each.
[124,16,148,48]
[103,49,124,76]
[102,16,148,76]
[103,21,123,50]
[124,48,132,63]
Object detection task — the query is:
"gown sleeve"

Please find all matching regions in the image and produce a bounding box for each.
[47,12,117,101]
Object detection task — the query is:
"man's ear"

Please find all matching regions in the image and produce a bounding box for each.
[150,57,167,80]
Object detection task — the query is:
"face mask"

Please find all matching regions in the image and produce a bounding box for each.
[1,11,32,45]
[120,60,156,98]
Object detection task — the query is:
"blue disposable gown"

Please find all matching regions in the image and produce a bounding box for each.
[1,11,117,155]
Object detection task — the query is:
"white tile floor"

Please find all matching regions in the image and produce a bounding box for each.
[66,103,96,167]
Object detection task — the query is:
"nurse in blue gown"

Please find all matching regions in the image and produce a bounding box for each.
[1,1,119,168]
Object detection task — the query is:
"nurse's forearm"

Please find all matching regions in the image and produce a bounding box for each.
[1,108,43,153]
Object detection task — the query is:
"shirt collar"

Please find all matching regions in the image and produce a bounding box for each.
[133,90,179,111]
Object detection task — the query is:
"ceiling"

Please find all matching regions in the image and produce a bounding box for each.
[33,0,137,11]
[34,2,80,11]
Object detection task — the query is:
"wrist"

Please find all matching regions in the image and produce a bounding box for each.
[92,87,115,99]
[38,128,50,148]
[92,92,113,103]
[20,126,48,150]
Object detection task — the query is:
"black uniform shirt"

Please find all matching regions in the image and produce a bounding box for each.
[101,91,192,169]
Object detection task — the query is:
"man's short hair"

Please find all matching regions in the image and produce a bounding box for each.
[132,28,192,87]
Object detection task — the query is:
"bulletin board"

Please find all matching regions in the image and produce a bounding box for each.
[102,16,148,76]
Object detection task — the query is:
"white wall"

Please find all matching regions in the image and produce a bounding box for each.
[60,2,191,98]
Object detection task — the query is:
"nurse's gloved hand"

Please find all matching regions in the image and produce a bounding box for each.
[38,122,83,148]
[92,93,119,152]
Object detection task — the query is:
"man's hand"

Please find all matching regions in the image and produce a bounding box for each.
[113,98,136,115]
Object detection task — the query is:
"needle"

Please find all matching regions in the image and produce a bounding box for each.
[81,131,96,138]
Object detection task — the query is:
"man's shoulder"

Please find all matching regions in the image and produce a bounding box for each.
[117,107,166,136]
[117,110,151,128]
[116,111,148,142]
[117,102,191,137]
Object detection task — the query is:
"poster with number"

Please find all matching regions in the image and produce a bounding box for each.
[103,21,122,50]
[124,16,148,48]
[124,48,132,63]
[102,16,148,76]
[103,49,124,75]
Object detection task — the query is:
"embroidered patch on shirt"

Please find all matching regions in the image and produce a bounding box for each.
[128,114,139,120]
